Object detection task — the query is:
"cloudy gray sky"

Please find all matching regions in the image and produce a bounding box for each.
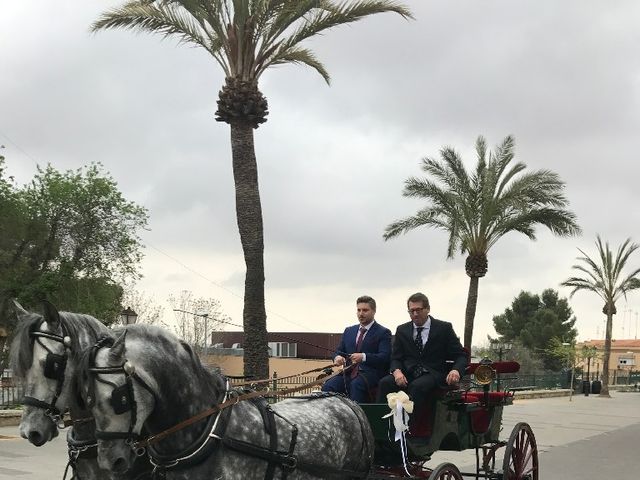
[2,1,640,345]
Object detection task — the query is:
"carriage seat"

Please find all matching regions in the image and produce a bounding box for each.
[408,360,520,437]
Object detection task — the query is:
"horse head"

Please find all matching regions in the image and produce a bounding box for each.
[9,300,79,445]
[80,324,228,476]
[81,328,158,475]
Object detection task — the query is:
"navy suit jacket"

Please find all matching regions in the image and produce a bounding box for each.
[390,317,467,382]
[334,321,392,381]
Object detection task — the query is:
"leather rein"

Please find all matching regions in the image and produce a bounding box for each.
[133,363,353,451]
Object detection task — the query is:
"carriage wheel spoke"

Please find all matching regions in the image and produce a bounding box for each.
[503,423,538,480]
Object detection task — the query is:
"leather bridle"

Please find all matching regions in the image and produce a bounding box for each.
[22,318,72,427]
[85,337,156,456]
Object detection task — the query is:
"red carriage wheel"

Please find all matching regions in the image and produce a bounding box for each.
[429,462,463,480]
[502,422,539,480]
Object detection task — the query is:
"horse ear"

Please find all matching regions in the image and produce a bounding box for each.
[109,330,127,362]
[12,300,29,320]
[42,300,61,329]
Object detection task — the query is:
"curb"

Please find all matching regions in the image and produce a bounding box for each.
[513,389,571,400]
[0,410,22,427]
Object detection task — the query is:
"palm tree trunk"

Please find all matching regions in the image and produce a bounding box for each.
[464,276,480,350]
[229,123,269,380]
[600,311,614,397]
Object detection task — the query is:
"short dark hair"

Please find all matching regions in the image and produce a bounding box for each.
[356,295,376,311]
[407,292,430,309]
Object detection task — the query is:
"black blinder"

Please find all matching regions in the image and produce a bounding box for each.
[44,353,67,380]
[111,383,133,414]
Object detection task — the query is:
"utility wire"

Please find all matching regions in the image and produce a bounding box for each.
[0,129,40,167]
[2,130,325,335]
[147,243,317,333]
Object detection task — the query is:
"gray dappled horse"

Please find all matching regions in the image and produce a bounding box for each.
[9,301,151,480]
[80,324,374,479]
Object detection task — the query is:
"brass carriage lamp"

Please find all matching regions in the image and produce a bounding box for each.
[120,307,138,325]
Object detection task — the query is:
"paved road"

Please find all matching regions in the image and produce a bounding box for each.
[431,391,640,478]
[1,392,639,478]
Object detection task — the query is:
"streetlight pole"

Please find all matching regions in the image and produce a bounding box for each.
[490,342,512,392]
[562,342,574,402]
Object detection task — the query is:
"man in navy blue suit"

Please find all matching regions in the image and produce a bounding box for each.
[322,296,392,402]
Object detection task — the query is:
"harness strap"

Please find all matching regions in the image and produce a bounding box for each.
[222,436,297,473]
[135,364,352,450]
[22,395,62,415]
[24,321,70,420]
[221,435,368,479]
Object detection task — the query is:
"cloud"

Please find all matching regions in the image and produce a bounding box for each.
[2,0,640,345]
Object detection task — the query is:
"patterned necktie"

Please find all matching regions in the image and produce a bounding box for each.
[351,327,367,379]
[415,326,424,352]
[355,327,367,352]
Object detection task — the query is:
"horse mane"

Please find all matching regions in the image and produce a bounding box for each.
[58,311,110,363]
[9,311,42,379]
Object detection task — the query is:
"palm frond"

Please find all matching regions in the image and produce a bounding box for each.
[562,236,640,310]
[383,207,448,241]
[276,0,412,58]
[92,1,229,70]
[266,46,330,82]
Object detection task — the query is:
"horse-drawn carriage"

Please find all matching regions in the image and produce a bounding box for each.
[363,359,538,479]
[10,302,538,480]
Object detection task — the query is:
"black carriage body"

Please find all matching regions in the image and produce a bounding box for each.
[362,392,508,465]
[360,359,538,479]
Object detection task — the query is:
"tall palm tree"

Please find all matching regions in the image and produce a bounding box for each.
[92,0,412,379]
[561,236,640,397]
[384,135,581,350]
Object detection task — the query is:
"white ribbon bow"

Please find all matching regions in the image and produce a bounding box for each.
[381,391,414,475]
[382,391,414,440]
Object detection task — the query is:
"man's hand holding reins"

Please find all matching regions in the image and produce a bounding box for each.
[349,353,364,364]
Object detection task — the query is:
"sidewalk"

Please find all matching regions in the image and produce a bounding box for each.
[0,409,22,427]
[430,390,640,468]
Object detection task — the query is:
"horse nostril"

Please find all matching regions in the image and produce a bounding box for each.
[28,431,45,446]
[113,457,129,473]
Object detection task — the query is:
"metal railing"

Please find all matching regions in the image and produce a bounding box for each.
[230,371,327,399]
[1,371,23,410]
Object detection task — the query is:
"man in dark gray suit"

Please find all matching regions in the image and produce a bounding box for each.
[376,292,467,410]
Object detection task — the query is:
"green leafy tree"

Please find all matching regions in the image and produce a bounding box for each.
[91,0,413,379]
[384,135,581,350]
[492,289,578,370]
[0,161,149,366]
[561,236,640,397]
